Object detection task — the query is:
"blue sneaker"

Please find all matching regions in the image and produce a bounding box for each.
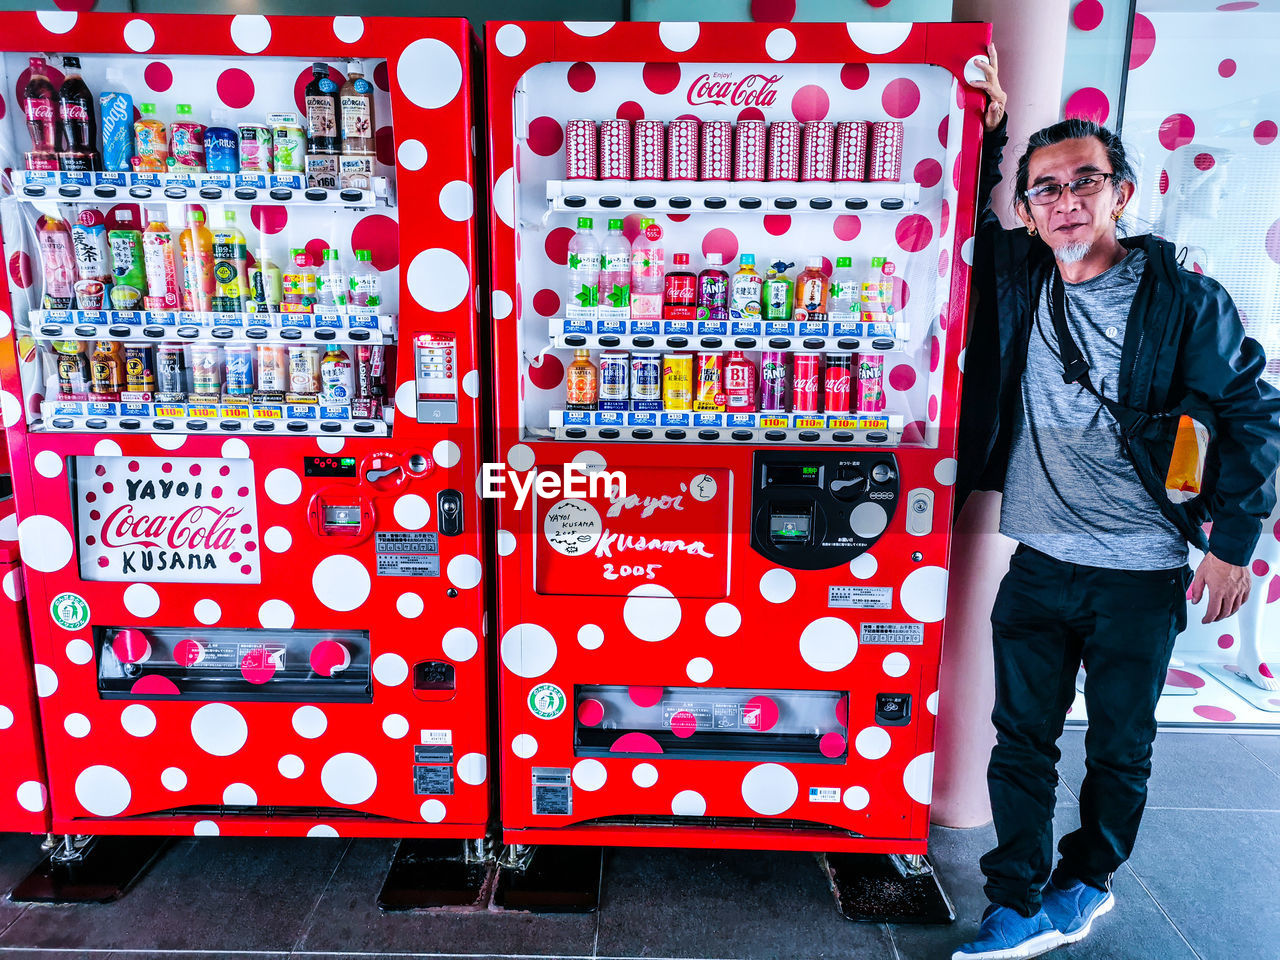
[951,904,1064,960]
[1040,877,1115,943]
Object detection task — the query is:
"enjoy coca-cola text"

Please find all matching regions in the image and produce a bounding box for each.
[687,72,782,108]
[101,503,246,551]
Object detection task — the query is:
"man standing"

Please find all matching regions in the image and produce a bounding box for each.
[953,46,1280,960]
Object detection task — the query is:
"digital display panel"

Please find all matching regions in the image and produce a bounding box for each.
[765,463,823,487]
[305,456,358,478]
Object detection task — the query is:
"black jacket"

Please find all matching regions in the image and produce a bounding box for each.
[956,117,1280,567]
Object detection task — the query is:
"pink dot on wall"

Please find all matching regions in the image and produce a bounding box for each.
[738,107,765,123]
[928,395,939,421]
[791,84,830,123]
[930,335,941,372]
[611,732,663,753]
[751,0,797,20]
[701,227,739,263]
[250,205,288,235]
[304,238,329,267]
[940,200,951,236]
[577,699,604,726]
[1268,574,1280,604]
[834,215,861,241]
[628,685,663,708]
[819,732,846,758]
[744,695,779,731]
[1129,14,1156,70]
[293,64,345,116]
[914,158,942,189]
[567,61,596,93]
[1073,0,1104,30]
[642,62,682,95]
[888,363,916,391]
[1253,558,1270,577]
[1065,87,1110,124]
[670,710,697,738]
[764,215,791,236]
[1218,59,1237,78]
[216,68,254,109]
[1159,169,1170,194]
[10,252,32,289]
[1218,1,1258,9]
[351,214,399,271]
[527,116,564,157]
[892,276,911,307]
[1265,219,1280,265]
[938,249,950,277]
[375,126,395,167]
[533,289,561,317]
[1218,633,1235,649]
[1193,705,1236,722]
[1256,120,1278,145]
[881,78,921,119]
[1159,114,1195,150]
[526,352,564,390]
[144,61,173,92]
[1194,152,1215,171]
[545,227,574,266]
[895,214,933,253]
[902,419,926,444]
[617,101,644,122]
[841,63,870,90]
[1165,667,1206,688]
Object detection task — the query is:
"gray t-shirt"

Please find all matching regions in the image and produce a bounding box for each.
[1000,249,1188,570]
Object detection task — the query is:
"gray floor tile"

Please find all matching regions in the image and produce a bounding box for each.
[1126,808,1280,960]
[293,838,597,958]
[1233,733,1280,779]
[0,832,47,933]
[593,845,893,959]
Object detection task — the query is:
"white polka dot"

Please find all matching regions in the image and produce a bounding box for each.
[671,789,706,816]
[121,704,156,737]
[292,705,328,739]
[258,599,295,629]
[927,690,940,715]
[221,438,250,458]
[849,554,879,580]
[855,726,892,760]
[65,713,90,738]
[223,782,257,806]
[75,765,131,816]
[883,652,911,678]
[398,38,463,108]
[161,767,187,791]
[705,602,741,637]
[577,623,604,649]
[495,22,527,55]
[194,820,219,836]
[564,20,615,36]
[846,21,914,54]
[463,370,480,398]
[433,439,461,469]
[17,781,47,813]
[0,706,11,730]
[0,514,15,542]
[493,167,515,228]
[194,599,221,625]
[843,785,871,811]
[65,638,93,665]
[279,754,304,779]
[659,21,699,51]
[572,449,607,474]
[316,436,345,454]
[123,583,160,618]
[500,623,557,678]
[686,657,713,683]
[572,758,606,791]
[961,236,976,266]
[741,763,799,815]
[511,733,538,758]
[457,753,488,786]
[2,570,20,601]
[34,664,57,697]
[439,180,474,221]
[264,526,292,553]
[332,15,364,42]
[382,714,409,739]
[321,753,377,804]
[850,501,889,539]
[0,311,9,337]
[230,14,271,53]
[152,434,187,450]
[506,443,535,472]
[901,566,948,623]
[958,348,967,373]
[624,584,681,642]
[36,10,77,33]
[398,139,428,171]
[0,391,20,429]
[492,290,514,319]
[191,703,248,757]
[396,381,420,415]
[18,516,73,572]
[442,627,479,662]
[312,554,371,612]
[632,763,658,788]
[420,798,446,822]
[34,450,62,477]
[760,568,796,603]
[497,530,517,557]
[264,468,302,505]
[934,458,957,486]
[799,617,859,672]
[309,824,339,838]
[408,248,469,312]
[373,652,409,686]
[766,27,796,61]
[395,592,424,619]
[447,555,482,591]
[904,753,935,805]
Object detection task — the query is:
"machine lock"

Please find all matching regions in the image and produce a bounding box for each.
[437,489,464,537]
[875,693,912,727]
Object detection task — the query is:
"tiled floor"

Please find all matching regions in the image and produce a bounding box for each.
[1,729,1276,960]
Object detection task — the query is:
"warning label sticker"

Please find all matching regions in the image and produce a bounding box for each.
[376,532,440,577]
[829,585,893,609]
[860,623,925,645]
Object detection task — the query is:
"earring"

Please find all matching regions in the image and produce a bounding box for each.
[1027,226,1037,237]
[1112,209,1124,221]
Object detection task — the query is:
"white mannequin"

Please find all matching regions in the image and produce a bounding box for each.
[1234,475,1280,691]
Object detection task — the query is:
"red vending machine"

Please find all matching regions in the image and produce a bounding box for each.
[485,20,987,908]
[0,12,490,892]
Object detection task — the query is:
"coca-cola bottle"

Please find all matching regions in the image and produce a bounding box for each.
[58,55,99,170]
[23,57,61,168]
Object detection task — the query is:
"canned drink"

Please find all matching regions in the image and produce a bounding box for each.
[237,123,272,173]
[630,352,661,403]
[824,354,853,414]
[124,345,155,391]
[667,118,699,180]
[268,113,305,174]
[857,353,886,413]
[694,352,724,412]
[288,344,320,395]
[191,343,222,394]
[355,344,381,399]
[224,344,254,396]
[792,354,822,414]
[599,351,629,402]
[760,351,789,413]
[565,119,598,180]
[156,343,185,394]
[256,343,287,392]
[662,353,693,411]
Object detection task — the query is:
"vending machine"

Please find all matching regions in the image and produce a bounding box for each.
[0,13,490,848]
[485,20,987,859]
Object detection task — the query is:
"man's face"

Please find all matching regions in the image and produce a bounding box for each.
[1019,137,1135,258]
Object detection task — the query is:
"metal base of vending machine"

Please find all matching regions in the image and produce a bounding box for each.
[378,839,497,911]
[492,844,602,913]
[10,834,168,904]
[821,852,955,924]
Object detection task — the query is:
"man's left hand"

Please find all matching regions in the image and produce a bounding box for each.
[1191,552,1251,623]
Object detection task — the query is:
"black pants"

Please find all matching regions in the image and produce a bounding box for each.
[979,544,1191,916]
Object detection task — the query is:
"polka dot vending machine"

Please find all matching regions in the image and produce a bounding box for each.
[485,21,989,912]
[0,13,493,901]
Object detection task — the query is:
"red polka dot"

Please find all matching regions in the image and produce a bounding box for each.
[0,95,5,121]
[902,419,926,444]
[895,214,933,253]
[1159,169,1170,194]
[668,214,690,223]
[9,252,32,289]
[1274,517,1280,542]
[1218,1,1258,8]
[55,0,95,8]
[819,732,846,758]
[1073,0,1104,30]
[293,64,345,117]
[545,226,574,265]
[250,206,287,235]
[820,256,834,277]
[98,556,108,568]
[750,0,796,20]
[835,696,848,727]
[577,699,604,726]
[1193,705,1236,722]
[304,238,329,267]
[744,695,779,731]
[1129,14,1156,70]
[144,62,173,93]
[1269,574,1280,603]
[938,249,950,277]
[1218,633,1235,649]
[1254,120,1278,145]
[533,289,560,316]
[1194,152,1215,172]
[834,215,861,242]
[701,227,739,264]
[528,116,564,157]
[1218,59,1237,78]
[617,101,644,122]
[372,61,389,91]
[351,214,399,271]
[642,63,681,95]
[1159,113,1195,150]
[628,685,663,707]
[881,78,921,119]
[527,353,564,390]
[1065,87,1110,124]
[567,61,596,93]
[893,277,911,307]
[89,509,100,521]
[216,68,253,109]
[937,115,949,148]
[913,158,942,188]
[791,84,830,123]
[940,200,950,236]
[1165,667,1206,689]
[930,335,941,372]
[888,364,916,391]
[670,710,697,738]
[928,395,939,420]
[738,107,765,123]
[840,63,869,90]
[764,215,791,236]
[622,214,645,244]
[675,113,699,123]
[1265,219,1280,265]
[375,125,395,167]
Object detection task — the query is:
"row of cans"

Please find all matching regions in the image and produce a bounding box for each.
[565,118,903,183]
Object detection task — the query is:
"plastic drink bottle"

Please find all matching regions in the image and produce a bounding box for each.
[99,69,134,172]
[38,215,76,309]
[170,104,206,172]
[305,63,341,155]
[283,249,318,313]
[320,346,355,403]
[339,62,376,156]
[762,259,795,321]
[730,253,763,319]
[697,252,730,322]
[248,246,283,314]
[134,103,169,172]
[598,218,631,319]
[108,208,147,308]
[348,249,380,307]
[662,253,697,321]
[58,55,99,169]
[206,110,239,174]
[567,216,600,319]
[828,256,857,322]
[142,209,182,310]
[630,218,664,320]
[23,57,60,159]
[317,248,348,307]
[794,256,828,321]
[211,210,249,312]
[179,208,215,312]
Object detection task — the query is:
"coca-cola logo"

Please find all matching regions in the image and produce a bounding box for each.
[826,372,852,391]
[687,72,782,108]
[794,375,819,392]
[101,503,245,551]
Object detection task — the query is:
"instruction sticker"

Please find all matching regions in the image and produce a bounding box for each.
[860,623,925,645]
[829,585,893,609]
[376,532,440,577]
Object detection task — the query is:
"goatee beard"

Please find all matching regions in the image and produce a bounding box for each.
[1056,241,1092,265]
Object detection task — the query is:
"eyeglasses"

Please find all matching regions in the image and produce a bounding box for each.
[1025,173,1116,205]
